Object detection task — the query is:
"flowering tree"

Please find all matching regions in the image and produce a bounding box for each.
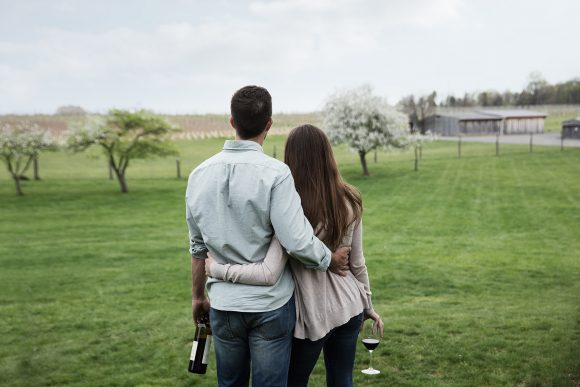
[400,130,436,172]
[0,122,56,196]
[67,110,177,193]
[323,85,409,176]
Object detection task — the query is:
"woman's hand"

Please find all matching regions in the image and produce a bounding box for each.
[364,310,384,338]
[205,252,215,277]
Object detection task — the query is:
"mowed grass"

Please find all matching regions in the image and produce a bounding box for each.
[1,137,579,386]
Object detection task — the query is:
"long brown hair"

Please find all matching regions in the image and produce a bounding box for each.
[284,124,362,250]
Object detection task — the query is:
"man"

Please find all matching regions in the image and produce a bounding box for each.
[186,85,350,386]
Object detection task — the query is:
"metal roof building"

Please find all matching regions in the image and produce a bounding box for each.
[425,109,547,136]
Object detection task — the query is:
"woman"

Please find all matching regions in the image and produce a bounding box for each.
[206,124,383,386]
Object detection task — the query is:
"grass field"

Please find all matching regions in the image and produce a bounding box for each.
[1,137,579,386]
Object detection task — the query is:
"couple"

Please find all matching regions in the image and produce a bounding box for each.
[185,85,383,387]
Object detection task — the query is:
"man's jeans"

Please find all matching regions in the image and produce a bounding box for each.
[210,296,296,387]
[288,312,364,387]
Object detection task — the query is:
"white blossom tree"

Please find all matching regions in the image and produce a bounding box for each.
[399,130,436,172]
[0,122,56,196]
[67,110,178,193]
[323,85,409,176]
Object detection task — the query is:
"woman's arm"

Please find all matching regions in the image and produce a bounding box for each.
[349,219,375,311]
[350,219,384,337]
[205,236,288,286]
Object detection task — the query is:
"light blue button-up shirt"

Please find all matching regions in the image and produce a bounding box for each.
[186,140,331,312]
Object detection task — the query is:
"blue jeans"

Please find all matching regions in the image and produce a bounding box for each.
[210,296,296,387]
[288,312,364,387]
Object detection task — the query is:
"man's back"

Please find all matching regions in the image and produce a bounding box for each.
[187,140,299,312]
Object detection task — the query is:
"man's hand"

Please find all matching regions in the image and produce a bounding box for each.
[192,298,210,324]
[329,246,351,276]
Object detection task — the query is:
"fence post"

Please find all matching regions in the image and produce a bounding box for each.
[496,134,499,156]
[176,159,181,179]
[529,134,533,153]
[458,135,462,159]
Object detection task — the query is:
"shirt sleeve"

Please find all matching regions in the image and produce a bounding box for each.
[349,219,374,311]
[208,236,288,286]
[269,171,331,271]
[186,197,208,259]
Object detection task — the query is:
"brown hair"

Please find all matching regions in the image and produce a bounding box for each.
[284,124,362,250]
[230,85,272,139]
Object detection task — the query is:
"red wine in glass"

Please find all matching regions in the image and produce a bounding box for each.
[362,338,380,351]
[361,337,380,375]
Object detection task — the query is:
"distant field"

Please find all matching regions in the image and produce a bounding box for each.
[1,137,579,386]
[2,105,578,140]
[0,112,323,141]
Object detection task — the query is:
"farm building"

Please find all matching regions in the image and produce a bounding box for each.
[562,119,580,139]
[425,109,547,136]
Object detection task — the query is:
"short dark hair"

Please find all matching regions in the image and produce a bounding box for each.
[230,85,272,139]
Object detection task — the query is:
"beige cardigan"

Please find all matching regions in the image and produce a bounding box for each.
[208,220,374,341]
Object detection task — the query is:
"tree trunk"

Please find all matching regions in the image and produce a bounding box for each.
[414,146,419,172]
[358,150,369,176]
[111,165,129,193]
[33,156,40,180]
[117,172,129,193]
[14,175,23,196]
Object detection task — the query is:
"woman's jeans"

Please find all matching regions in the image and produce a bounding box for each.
[210,296,296,387]
[288,312,364,387]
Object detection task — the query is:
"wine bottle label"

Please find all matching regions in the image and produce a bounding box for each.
[201,336,212,365]
[190,341,198,361]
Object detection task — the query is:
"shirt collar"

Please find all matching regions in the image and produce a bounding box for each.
[223,140,264,152]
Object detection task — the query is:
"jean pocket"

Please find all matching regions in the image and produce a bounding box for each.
[254,302,293,341]
[210,308,235,339]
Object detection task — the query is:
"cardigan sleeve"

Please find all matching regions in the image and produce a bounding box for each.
[348,219,374,312]
[206,236,288,286]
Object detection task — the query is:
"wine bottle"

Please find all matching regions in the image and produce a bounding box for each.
[188,319,212,374]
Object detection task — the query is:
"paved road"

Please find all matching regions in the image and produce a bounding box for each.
[438,132,580,148]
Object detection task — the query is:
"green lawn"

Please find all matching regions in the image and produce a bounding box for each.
[1,137,579,386]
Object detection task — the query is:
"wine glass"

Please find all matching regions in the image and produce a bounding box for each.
[361,320,380,375]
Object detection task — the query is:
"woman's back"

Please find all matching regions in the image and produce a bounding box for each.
[291,210,373,341]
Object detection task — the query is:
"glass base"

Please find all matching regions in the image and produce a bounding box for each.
[362,368,380,375]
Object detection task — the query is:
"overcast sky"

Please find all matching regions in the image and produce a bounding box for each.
[1,0,578,114]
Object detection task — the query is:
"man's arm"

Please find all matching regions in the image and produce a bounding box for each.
[186,197,209,259]
[191,257,210,323]
[269,171,334,271]
[186,197,209,322]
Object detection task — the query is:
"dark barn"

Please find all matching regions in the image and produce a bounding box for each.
[562,119,580,139]
[425,110,547,136]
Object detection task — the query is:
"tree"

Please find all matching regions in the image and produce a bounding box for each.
[323,85,408,176]
[55,105,87,116]
[403,130,435,172]
[68,110,178,193]
[0,122,56,196]
[398,91,437,133]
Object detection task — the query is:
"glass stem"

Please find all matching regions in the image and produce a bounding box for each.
[369,350,373,369]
